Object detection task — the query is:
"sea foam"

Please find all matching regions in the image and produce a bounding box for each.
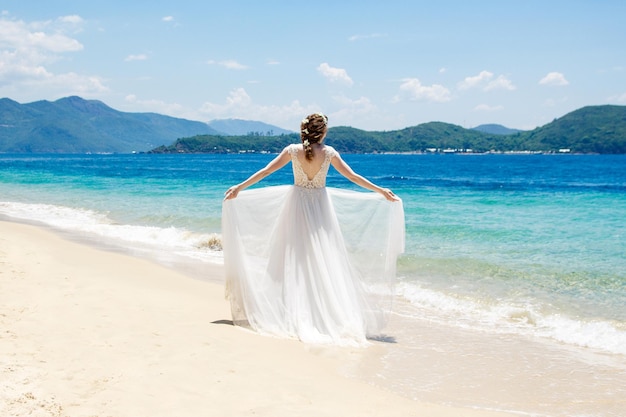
[0,201,223,264]
[395,282,626,356]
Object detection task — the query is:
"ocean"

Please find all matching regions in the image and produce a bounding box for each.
[1,152,625,416]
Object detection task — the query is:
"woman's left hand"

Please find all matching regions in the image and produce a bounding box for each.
[224,186,240,200]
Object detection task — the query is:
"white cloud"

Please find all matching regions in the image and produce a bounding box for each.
[485,75,516,91]
[51,72,108,95]
[474,104,504,112]
[0,18,83,52]
[458,70,493,90]
[539,72,569,86]
[207,59,248,70]
[0,49,52,81]
[125,54,148,62]
[458,71,515,91]
[0,68,109,98]
[200,88,252,117]
[329,94,377,127]
[395,78,451,102]
[125,94,183,114]
[225,87,252,106]
[317,63,354,86]
[0,14,107,97]
[348,33,386,42]
[198,87,314,128]
[332,94,375,109]
[162,16,174,22]
[221,60,248,70]
[58,15,84,27]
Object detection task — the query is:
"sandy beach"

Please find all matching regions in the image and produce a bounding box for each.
[0,220,518,417]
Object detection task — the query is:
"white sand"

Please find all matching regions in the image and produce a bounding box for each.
[0,220,516,417]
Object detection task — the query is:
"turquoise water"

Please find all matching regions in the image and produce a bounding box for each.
[1,153,625,358]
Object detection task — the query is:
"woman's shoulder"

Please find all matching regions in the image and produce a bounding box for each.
[285,143,300,155]
[323,145,339,158]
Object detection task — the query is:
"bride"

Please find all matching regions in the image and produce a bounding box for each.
[222,112,405,346]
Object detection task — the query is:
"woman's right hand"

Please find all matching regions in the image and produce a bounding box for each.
[380,188,400,202]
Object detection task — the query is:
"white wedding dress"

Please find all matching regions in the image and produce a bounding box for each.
[222,144,405,346]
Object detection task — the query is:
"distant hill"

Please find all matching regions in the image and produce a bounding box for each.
[471,124,523,135]
[151,105,626,154]
[0,96,220,153]
[516,105,626,153]
[208,118,293,136]
[1,96,625,154]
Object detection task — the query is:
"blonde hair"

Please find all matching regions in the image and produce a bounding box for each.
[300,113,328,161]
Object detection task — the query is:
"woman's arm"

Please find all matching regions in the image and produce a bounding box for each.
[330,153,399,202]
[224,148,291,200]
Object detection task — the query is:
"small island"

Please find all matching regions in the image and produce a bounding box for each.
[149,105,626,155]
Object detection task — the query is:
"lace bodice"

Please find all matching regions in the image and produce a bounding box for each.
[287,144,337,189]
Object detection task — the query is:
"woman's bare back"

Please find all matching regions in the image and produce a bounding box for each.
[294,144,327,181]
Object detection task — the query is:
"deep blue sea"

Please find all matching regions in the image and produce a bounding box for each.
[1,153,625,359]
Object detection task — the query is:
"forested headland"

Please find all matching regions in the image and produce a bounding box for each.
[149,105,626,154]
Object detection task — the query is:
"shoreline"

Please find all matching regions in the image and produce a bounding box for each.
[0,220,516,417]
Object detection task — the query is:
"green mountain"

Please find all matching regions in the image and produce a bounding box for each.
[1,97,625,154]
[151,105,626,154]
[471,124,523,135]
[512,105,626,153]
[0,96,220,153]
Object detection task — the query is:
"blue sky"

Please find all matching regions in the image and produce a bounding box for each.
[1,1,625,131]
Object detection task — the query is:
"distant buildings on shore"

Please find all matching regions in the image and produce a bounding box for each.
[387,148,573,155]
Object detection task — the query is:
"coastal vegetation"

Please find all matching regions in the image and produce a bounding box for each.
[1,96,625,154]
[150,105,626,154]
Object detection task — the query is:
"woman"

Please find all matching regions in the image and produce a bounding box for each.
[222,112,405,346]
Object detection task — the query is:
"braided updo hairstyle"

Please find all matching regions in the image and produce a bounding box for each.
[300,112,328,161]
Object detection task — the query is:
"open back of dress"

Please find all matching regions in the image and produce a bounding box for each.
[222,144,405,346]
